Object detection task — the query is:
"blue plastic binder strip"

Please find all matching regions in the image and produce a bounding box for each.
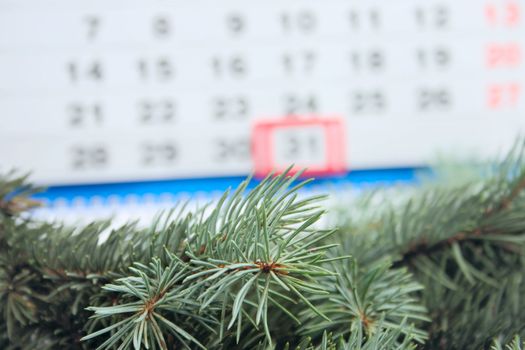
[34,167,424,203]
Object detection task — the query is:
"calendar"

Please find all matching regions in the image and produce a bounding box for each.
[1,0,524,186]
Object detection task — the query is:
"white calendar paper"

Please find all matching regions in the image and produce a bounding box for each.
[1,0,524,185]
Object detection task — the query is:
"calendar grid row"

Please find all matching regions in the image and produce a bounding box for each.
[2,78,524,134]
[1,1,522,49]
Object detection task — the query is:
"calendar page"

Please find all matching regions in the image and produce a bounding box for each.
[1,0,524,186]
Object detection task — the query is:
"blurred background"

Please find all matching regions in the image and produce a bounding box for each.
[0,0,524,222]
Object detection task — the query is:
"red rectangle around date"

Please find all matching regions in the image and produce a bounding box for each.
[252,117,346,177]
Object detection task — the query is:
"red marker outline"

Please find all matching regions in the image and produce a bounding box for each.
[252,116,346,177]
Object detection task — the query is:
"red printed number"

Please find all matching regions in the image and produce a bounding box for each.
[252,117,346,177]
[485,3,521,27]
[486,43,521,68]
[487,83,521,109]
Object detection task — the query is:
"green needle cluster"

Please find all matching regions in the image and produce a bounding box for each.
[1,140,525,349]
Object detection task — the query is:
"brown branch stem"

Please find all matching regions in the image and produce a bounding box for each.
[392,171,525,269]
